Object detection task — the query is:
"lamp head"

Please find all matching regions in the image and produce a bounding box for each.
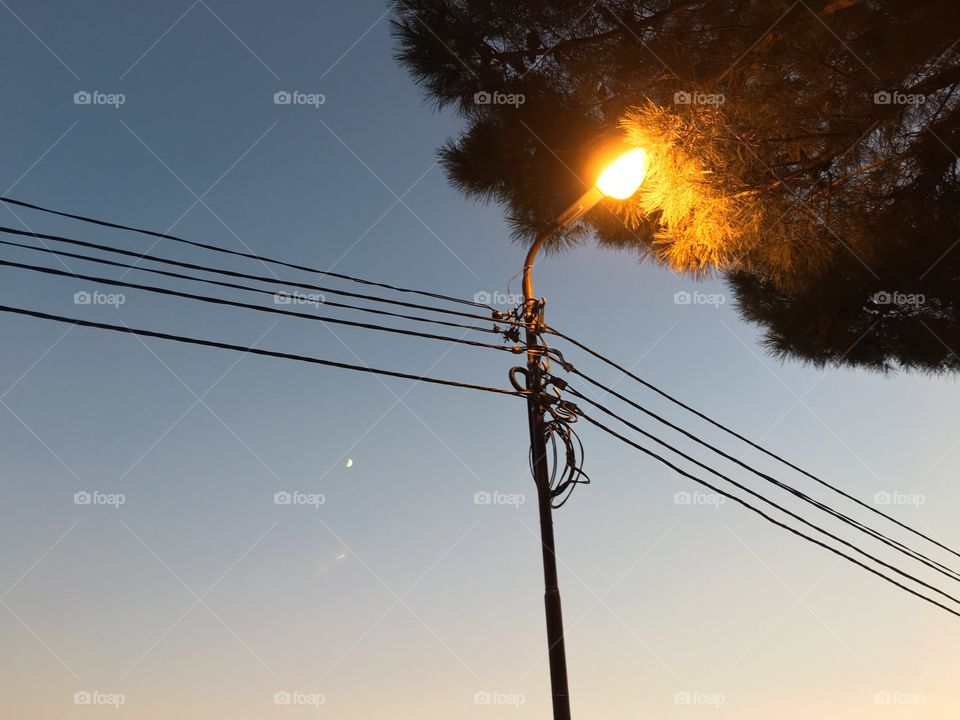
[551,143,649,230]
[596,148,647,199]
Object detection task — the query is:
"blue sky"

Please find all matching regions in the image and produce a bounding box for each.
[1,1,959,718]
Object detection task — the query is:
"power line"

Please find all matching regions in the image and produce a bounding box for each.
[548,325,960,563]
[0,195,492,311]
[577,411,960,621]
[11,197,951,617]
[565,386,960,608]
[0,237,504,336]
[0,257,523,355]
[0,224,525,327]
[561,368,960,584]
[0,304,524,397]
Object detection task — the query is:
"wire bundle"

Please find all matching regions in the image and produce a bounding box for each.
[541,325,960,619]
[0,196,525,395]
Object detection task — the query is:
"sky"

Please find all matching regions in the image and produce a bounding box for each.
[1,1,959,718]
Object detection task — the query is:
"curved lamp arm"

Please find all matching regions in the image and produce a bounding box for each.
[522,187,605,310]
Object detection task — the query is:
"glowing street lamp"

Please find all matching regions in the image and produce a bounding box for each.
[596,148,648,199]
[525,148,647,297]
[516,146,647,720]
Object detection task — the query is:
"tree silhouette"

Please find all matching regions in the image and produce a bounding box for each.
[392,0,960,372]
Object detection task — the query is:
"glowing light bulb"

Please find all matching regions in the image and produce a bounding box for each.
[596,148,647,199]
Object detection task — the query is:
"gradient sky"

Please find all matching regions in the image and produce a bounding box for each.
[1,2,959,718]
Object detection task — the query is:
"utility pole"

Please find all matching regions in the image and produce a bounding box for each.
[513,145,646,720]
[522,227,571,720]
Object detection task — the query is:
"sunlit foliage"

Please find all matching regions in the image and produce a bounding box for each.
[393,0,960,371]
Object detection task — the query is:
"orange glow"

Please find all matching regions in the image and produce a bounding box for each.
[596,148,647,199]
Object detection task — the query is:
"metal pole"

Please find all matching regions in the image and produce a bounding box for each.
[522,228,571,720]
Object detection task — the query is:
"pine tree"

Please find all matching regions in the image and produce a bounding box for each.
[392,0,960,372]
